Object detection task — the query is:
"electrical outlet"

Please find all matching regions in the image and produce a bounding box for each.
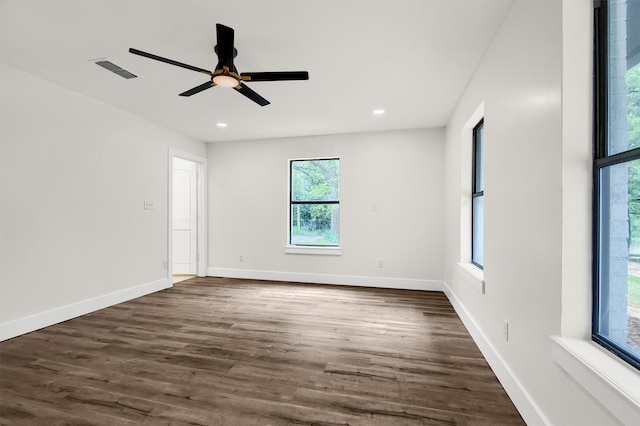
[378,259,384,268]
[503,320,509,341]
[239,254,244,262]
[144,200,155,210]
[163,260,168,270]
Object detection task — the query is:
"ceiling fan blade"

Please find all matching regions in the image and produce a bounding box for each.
[129,48,212,75]
[234,82,270,106]
[240,71,309,82]
[215,24,235,69]
[179,81,215,97]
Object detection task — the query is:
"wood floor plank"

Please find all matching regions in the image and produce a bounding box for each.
[0,277,525,425]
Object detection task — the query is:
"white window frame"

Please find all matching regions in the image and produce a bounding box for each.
[551,2,640,425]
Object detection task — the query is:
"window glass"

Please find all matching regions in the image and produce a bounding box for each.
[472,120,484,268]
[597,160,640,359]
[472,195,484,267]
[474,124,484,192]
[593,0,640,369]
[290,159,340,246]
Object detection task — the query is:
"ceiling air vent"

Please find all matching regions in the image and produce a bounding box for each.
[95,60,137,79]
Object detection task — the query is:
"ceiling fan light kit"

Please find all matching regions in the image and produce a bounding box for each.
[129,23,309,106]
[212,74,238,88]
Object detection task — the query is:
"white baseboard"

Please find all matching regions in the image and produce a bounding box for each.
[0,278,171,342]
[442,282,550,426]
[208,267,443,291]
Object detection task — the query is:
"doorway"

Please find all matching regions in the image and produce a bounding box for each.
[169,150,207,281]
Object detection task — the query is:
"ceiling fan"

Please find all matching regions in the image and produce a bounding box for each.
[129,23,309,106]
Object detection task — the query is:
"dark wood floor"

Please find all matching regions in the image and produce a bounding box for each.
[0,277,524,425]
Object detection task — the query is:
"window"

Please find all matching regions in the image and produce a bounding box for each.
[593,0,640,369]
[289,158,340,247]
[472,120,484,268]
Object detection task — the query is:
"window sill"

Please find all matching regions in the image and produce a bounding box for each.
[456,262,485,294]
[551,336,640,425]
[284,246,342,256]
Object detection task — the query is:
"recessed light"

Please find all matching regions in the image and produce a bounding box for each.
[216,122,228,128]
[373,109,385,115]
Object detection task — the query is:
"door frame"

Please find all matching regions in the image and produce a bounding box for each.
[168,149,208,279]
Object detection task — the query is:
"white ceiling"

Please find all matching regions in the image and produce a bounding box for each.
[0,0,513,143]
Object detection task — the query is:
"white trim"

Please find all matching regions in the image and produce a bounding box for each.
[0,278,170,342]
[168,149,208,278]
[551,336,640,426]
[456,262,485,293]
[284,245,342,255]
[208,267,443,291]
[443,282,550,426]
[464,101,486,130]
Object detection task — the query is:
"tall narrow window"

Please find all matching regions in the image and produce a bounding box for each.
[593,0,640,369]
[289,158,340,246]
[472,120,484,268]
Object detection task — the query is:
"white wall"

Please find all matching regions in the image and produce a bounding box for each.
[0,63,206,338]
[443,1,620,425]
[208,128,444,289]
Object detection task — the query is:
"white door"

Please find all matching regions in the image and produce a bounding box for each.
[173,157,198,274]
